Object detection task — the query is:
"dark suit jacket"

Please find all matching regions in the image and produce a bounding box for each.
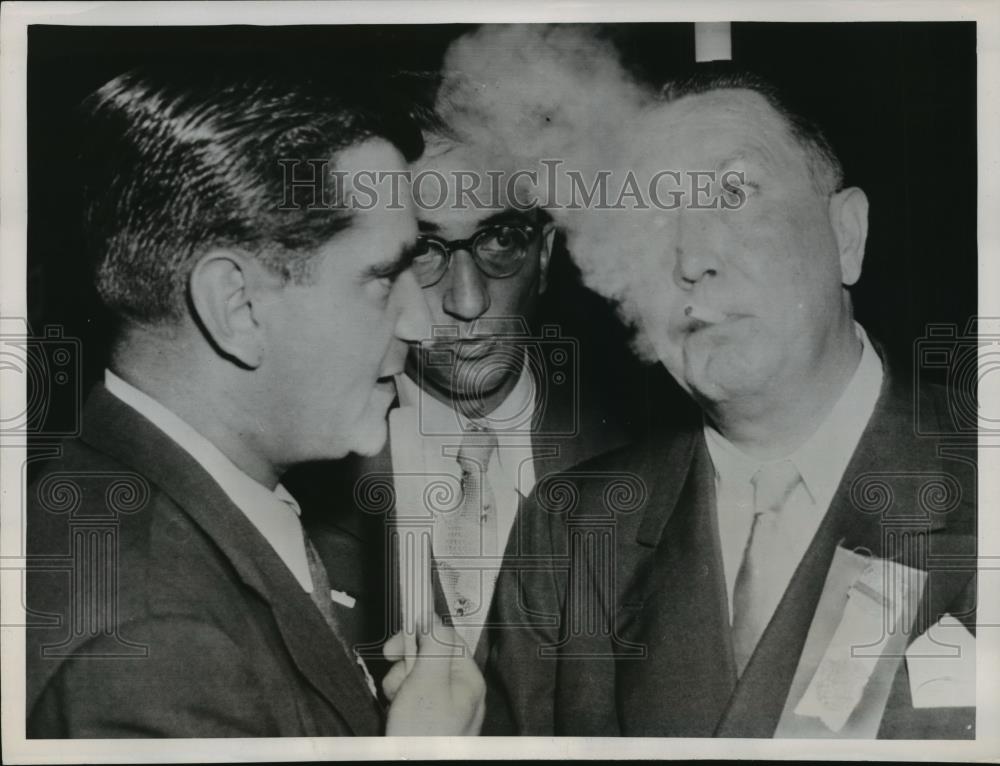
[485,369,977,738]
[286,356,629,689]
[26,385,383,737]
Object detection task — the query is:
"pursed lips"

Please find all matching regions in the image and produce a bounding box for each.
[681,304,752,332]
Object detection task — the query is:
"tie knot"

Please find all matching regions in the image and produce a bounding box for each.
[457,423,498,470]
[751,459,801,515]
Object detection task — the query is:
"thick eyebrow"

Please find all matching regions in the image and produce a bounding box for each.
[475,208,537,228]
[364,240,422,280]
[416,207,537,236]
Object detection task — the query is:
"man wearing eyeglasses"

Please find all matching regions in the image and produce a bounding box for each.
[287,131,628,699]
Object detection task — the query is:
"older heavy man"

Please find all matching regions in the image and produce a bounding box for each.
[486,70,976,739]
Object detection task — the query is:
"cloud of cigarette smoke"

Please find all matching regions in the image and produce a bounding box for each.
[435,24,682,363]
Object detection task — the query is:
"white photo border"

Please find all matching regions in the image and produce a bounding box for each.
[2,1,998,762]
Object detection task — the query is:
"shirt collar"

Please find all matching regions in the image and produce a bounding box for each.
[395,355,537,492]
[704,322,884,507]
[104,370,313,593]
[396,352,535,435]
[704,423,760,486]
[790,323,884,507]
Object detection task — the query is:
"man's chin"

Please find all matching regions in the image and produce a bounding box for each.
[421,358,520,403]
[683,347,771,406]
[347,419,390,458]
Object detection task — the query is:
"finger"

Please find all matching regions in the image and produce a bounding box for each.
[444,636,486,731]
[409,615,466,686]
[415,613,461,657]
[383,631,407,663]
[449,649,486,700]
[382,660,409,703]
[465,694,486,736]
[404,625,418,674]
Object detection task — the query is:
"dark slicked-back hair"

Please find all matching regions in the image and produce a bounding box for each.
[80,65,424,323]
[661,67,845,196]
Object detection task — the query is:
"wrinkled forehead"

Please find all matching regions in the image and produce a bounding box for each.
[638,88,804,170]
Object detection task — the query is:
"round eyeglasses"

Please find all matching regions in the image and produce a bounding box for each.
[410,224,539,288]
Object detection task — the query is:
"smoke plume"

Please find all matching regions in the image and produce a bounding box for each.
[435,24,680,362]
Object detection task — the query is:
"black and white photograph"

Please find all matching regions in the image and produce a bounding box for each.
[1,1,997,761]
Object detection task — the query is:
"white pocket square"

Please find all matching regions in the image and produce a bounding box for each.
[905,614,975,708]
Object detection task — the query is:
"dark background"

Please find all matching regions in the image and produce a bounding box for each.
[26,22,977,438]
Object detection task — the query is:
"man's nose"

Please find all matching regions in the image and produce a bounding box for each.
[392,270,432,342]
[672,213,721,289]
[441,250,491,320]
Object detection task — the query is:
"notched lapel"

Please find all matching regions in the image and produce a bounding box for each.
[634,429,699,548]
[264,583,383,734]
[81,386,382,735]
[618,436,737,736]
[715,377,901,738]
[717,372,976,739]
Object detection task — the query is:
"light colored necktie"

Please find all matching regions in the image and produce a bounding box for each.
[436,424,498,650]
[730,459,802,675]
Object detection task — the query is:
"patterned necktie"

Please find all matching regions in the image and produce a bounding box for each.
[730,459,802,675]
[303,529,341,635]
[302,525,378,698]
[436,423,498,652]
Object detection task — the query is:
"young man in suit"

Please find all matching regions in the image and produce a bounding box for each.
[26,67,484,737]
[487,70,977,738]
[287,126,629,685]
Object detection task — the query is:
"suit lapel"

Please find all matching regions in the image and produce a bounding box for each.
[81,385,382,734]
[617,430,738,735]
[715,472,853,737]
[470,490,528,671]
[530,354,630,476]
[348,406,501,676]
[715,371,969,738]
[385,353,631,668]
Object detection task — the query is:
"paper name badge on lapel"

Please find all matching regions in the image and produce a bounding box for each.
[790,546,927,735]
[905,614,975,708]
[330,589,356,608]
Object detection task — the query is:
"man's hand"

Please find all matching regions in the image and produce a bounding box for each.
[383,615,485,736]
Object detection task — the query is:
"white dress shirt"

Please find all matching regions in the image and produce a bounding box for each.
[104,370,313,593]
[392,361,537,648]
[704,324,885,625]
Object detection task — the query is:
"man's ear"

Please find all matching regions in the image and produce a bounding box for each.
[828,186,869,287]
[188,249,270,369]
[538,222,557,294]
